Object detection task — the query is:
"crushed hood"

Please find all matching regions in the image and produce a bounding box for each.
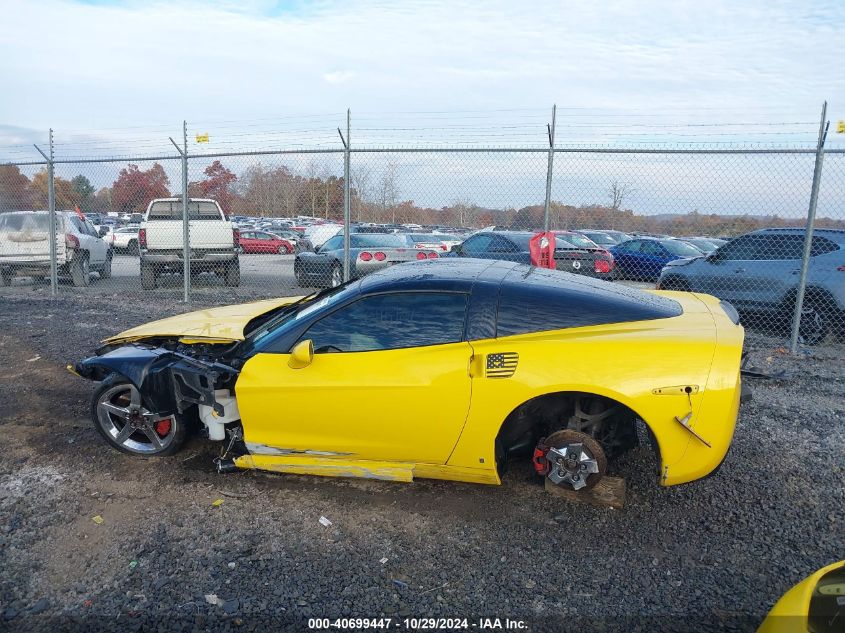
[103,296,305,345]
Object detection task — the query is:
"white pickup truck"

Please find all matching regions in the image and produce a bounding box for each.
[139,198,240,289]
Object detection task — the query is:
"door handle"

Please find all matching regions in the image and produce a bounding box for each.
[791,269,800,275]
[734,268,746,273]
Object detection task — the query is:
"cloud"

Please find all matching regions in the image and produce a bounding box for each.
[323,70,356,84]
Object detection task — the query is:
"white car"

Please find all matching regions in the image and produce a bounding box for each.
[0,211,112,286]
[303,223,342,248]
[108,227,141,254]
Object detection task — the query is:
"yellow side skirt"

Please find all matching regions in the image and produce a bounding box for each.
[234,454,501,485]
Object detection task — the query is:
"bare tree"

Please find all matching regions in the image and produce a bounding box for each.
[351,163,372,222]
[377,161,399,223]
[609,180,629,210]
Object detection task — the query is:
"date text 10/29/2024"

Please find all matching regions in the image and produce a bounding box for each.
[308,618,528,630]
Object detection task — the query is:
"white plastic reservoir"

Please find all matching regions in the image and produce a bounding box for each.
[198,389,240,441]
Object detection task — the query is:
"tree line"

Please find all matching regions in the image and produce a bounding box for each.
[1,162,840,236]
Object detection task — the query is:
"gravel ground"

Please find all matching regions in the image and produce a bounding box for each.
[0,290,842,632]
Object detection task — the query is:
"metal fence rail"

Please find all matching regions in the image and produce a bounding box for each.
[1,105,844,352]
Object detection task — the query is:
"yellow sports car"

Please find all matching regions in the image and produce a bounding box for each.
[72,259,746,491]
[757,560,844,633]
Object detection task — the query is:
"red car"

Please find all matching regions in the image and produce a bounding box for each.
[238,231,294,254]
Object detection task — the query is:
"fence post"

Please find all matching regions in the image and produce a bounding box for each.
[182,121,190,302]
[789,102,829,352]
[341,110,351,282]
[542,104,557,233]
[33,130,58,296]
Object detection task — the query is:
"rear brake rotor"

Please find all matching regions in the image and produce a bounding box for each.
[542,429,607,491]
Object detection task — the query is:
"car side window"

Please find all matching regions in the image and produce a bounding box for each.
[489,236,520,253]
[619,240,640,252]
[461,235,495,255]
[717,235,762,260]
[641,241,664,256]
[240,232,253,239]
[300,292,468,353]
[756,234,805,260]
[321,236,343,251]
[811,236,840,256]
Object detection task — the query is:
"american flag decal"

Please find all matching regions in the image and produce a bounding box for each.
[486,352,519,378]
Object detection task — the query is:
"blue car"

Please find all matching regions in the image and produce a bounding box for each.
[609,238,703,282]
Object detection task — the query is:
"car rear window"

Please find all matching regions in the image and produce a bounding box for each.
[663,240,703,257]
[147,201,223,220]
[350,234,410,248]
[497,267,682,337]
[0,212,51,232]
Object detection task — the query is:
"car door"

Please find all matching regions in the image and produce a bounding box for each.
[236,291,473,464]
[72,217,105,265]
[637,240,668,280]
[238,231,254,253]
[691,235,764,305]
[738,234,805,309]
[613,240,641,277]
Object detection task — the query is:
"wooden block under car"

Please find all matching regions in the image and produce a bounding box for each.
[544,476,626,509]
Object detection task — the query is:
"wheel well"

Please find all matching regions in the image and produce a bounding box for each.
[494,391,656,473]
[782,285,839,314]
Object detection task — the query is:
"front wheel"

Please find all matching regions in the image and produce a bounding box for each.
[0,268,11,286]
[127,240,139,255]
[91,379,186,456]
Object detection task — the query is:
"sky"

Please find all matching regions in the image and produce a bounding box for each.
[1,0,844,214]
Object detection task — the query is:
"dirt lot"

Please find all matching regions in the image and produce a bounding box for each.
[0,290,843,632]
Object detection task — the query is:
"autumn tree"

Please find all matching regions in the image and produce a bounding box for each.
[31,170,79,209]
[111,163,170,213]
[71,175,95,211]
[188,161,238,214]
[0,165,34,211]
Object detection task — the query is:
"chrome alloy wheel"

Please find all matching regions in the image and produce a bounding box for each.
[96,383,175,455]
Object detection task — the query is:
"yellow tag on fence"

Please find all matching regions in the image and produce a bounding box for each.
[196,133,210,143]
[837,121,845,134]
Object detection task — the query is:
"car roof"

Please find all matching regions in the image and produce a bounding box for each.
[751,227,845,242]
[359,258,515,294]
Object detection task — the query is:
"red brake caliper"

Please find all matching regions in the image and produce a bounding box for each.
[155,418,172,436]
[532,438,550,476]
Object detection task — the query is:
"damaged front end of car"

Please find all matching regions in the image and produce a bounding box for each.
[70,338,249,463]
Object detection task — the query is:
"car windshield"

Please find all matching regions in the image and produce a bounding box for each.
[556,233,598,249]
[580,231,616,245]
[351,234,410,248]
[663,240,704,256]
[249,283,358,343]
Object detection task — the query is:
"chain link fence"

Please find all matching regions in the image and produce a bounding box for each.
[1,113,844,351]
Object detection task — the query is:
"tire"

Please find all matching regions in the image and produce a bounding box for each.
[543,429,607,491]
[128,240,139,255]
[224,261,240,287]
[70,254,90,287]
[798,297,832,346]
[330,261,343,288]
[99,254,113,280]
[140,263,156,290]
[0,268,11,286]
[91,377,187,457]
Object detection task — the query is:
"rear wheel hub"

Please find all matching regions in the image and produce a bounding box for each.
[538,429,607,491]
